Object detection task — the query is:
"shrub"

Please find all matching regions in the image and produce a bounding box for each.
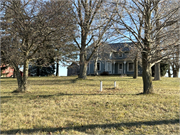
[151,63,169,77]
[100,71,109,75]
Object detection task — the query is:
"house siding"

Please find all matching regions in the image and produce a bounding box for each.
[100,61,105,73]
[88,61,106,75]
[84,42,143,76]
[89,61,94,74]
[67,63,79,76]
[88,60,143,76]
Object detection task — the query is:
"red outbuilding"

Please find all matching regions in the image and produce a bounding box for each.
[0,65,14,77]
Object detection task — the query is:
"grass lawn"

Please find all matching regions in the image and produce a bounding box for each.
[1,76,179,134]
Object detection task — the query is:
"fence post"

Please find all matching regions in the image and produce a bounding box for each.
[114,81,116,88]
[100,81,103,91]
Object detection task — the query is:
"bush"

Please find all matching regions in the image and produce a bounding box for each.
[160,63,169,76]
[100,71,109,75]
[151,63,169,77]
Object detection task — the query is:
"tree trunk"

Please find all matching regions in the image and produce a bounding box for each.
[13,69,16,78]
[154,1,161,81]
[13,64,23,92]
[79,62,87,79]
[16,70,23,91]
[173,45,180,77]
[78,45,87,79]
[22,60,29,91]
[174,68,179,77]
[142,2,154,94]
[133,54,138,79]
[168,65,171,77]
[142,52,154,94]
[173,66,179,77]
[154,63,161,80]
[56,62,59,76]
[94,57,98,76]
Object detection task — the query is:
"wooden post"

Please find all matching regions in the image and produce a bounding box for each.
[114,81,116,88]
[100,81,102,91]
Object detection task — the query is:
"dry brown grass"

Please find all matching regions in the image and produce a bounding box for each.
[1,76,179,134]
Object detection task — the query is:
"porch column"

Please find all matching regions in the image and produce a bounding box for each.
[124,61,126,74]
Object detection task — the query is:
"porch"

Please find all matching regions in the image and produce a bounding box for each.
[87,60,136,76]
[111,61,134,75]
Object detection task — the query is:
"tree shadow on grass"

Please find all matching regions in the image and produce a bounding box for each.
[30,78,96,85]
[30,77,128,85]
[1,92,138,99]
[1,119,179,134]
[0,77,15,80]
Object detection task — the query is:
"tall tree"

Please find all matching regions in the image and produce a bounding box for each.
[133,15,143,79]
[113,0,179,94]
[54,41,78,76]
[169,45,180,77]
[1,0,76,92]
[153,0,161,80]
[71,0,115,79]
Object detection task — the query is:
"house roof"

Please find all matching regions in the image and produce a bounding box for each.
[86,42,134,53]
[67,62,79,68]
[108,42,134,52]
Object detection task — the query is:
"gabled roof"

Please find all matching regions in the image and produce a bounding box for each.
[67,62,79,68]
[86,42,134,53]
[109,42,134,52]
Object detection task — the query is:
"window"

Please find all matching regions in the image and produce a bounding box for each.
[97,62,101,71]
[128,63,134,71]
[119,53,123,57]
[106,62,111,71]
[119,63,123,69]
[124,52,128,57]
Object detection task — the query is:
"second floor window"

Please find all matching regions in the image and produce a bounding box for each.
[119,53,123,57]
[106,62,111,71]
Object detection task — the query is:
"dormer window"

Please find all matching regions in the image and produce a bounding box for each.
[119,53,123,57]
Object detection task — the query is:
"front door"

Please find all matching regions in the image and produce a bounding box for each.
[118,63,123,74]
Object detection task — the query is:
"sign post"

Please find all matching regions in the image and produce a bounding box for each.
[100,81,102,91]
[114,81,116,88]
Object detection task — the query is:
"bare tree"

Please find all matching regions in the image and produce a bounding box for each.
[1,0,76,92]
[168,45,180,77]
[71,0,115,79]
[113,0,179,94]
[86,42,113,75]
[52,39,78,76]
[134,15,143,79]
[164,3,180,78]
[153,0,161,80]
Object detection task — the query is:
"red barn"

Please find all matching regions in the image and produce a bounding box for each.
[1,65,14,77]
